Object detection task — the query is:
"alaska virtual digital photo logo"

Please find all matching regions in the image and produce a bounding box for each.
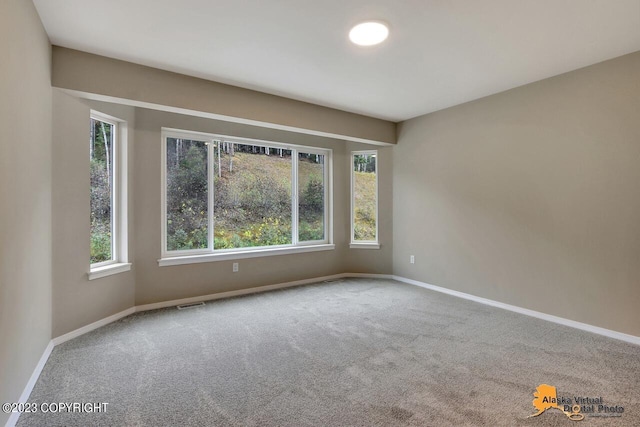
[528,384,625,421]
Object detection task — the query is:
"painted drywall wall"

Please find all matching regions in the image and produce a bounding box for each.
[393,52,640,336]
[51,47,396,145]
[0,0,52,424]
[133,108,392,305]
[51,92,136,337]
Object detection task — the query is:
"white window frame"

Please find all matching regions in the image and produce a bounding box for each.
[160,128,334,266]
[88,111,131,280]
[350,150,380,249]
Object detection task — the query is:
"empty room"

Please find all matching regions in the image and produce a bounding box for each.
[1,0,639,426]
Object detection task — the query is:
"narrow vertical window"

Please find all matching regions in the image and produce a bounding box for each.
[90,116,115,264]
[166,138,209,252]
[351,151,378,247]
[88,111,130,279]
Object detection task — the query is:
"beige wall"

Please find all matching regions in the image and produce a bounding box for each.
[51,92,136,337]
[52,47,396,145]
[133,108,392,305]
[393,52,640,336]
[0,1,52,424]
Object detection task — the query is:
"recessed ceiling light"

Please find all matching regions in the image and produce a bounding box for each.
[349,21,389,46]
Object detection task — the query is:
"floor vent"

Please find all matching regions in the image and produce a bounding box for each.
[176,301,205,310]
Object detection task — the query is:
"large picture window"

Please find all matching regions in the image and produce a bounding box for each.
[161,129,332,263]
[351,151,378,248]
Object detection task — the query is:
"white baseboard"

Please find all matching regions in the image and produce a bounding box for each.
[392,275,640,346]
[52,307,136,346]
[135,273,349,312]
[5,341,54,427]
[346,272,394,279]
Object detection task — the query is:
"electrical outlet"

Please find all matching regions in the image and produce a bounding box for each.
[410,255,415,264]
[233,262,239,272]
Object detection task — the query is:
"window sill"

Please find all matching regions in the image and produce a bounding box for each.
[349,242,380,250]
[158,244,335,267]
[88,262,132,280]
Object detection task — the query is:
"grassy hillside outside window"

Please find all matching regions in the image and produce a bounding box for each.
[351,151,377,243]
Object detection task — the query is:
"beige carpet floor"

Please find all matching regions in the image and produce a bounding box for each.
[17,278,640,426]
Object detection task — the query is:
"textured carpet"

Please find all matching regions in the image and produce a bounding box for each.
[17,278,640,426]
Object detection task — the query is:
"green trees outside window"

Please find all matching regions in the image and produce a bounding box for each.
[166,138,209,251]
[90,117,115,264]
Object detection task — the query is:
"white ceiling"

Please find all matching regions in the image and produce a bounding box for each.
[33,0,640,122]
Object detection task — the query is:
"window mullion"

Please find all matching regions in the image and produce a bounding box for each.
[292,149,299,245]
[325,153,330,244]
[349,153,356,242]
[111,122,117,262]
[208,141,215,252]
